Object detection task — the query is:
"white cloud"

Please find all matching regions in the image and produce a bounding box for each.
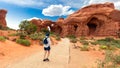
[42,4,74,17]
[88,0,120,9]
[0,0,44,8]
[26,17,42,21]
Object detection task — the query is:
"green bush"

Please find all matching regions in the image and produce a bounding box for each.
[0,36,6,42]
[29,32,44,41]
[16,39,31,46]
[80,45,89,51]
[67,35,76,39]
[90,42,97,45]
[91,37,120,49]
[19,20,37,34]
[18,32,27,39]
[41,28,49,33]
[8,33,19,36]
[97,50,120,68]
[80,40,89,45]
[113,55,120,64]
[80,36,86,40]
[70,38,77,43]
[55,36,61,41]
[29,32,39,40]
[99,45,108,50]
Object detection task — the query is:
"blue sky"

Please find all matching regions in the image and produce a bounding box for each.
[0,0,120,29]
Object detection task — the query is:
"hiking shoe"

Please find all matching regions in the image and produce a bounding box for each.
[43,59,46,61]
[46,58,49,61]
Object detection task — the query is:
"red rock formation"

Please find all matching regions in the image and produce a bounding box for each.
[30,19,42,31]
[51,18,64,34]
[30,19,55,31]
[61,2,120,37]
[0,9,7,27]
[30,2,120,37]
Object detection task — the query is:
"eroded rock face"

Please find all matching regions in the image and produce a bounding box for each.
[61,2,120,37]
[30,2,120,37]
[0,9,7,27]
[30,19,42,31]
[30,19,56,31]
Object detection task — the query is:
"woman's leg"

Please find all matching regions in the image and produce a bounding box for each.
[47,50,50,58]
[44,50,47,59]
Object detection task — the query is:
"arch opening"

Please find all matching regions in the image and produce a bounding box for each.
[74,25,78,31]
[87,18,98,36]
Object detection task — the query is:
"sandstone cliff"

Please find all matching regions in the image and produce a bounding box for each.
[0,9,7,27]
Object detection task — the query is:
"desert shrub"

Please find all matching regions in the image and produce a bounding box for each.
[113,55,120,64]
[79,36,86,40]
[80,45,89,51]
[90,42,97,45]
[19,20,37,34]
[18,32,27,39]
[91,37,120,49]
[50,32,61,41]
[16,39,31,46]
[0,36,6,42]
[29,32,44,40]
[67,35,77,43]
[8,33,19,36]
[55,36,61,41]
[70,38,77,43]
[41,28,49,33]
[80,40,89,45]
[96,50,120,68]
[99,45,108,50]
[67,35,76,39]
[99,45,116,50]
[29,32,40,40]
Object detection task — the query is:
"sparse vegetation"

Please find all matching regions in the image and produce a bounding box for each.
[8,33,19,36]
[99,45,108,50]
[19,31,27,39]
[41,28,49,34]
[80,45,89,51]
[19,20,37,34]
[97,50,120,68]
[16,39,31,46]
[79,40,89,45]
[29,32,44,41]
[67,35,77,43]
[70,38,77,43]
[90,37,120,49]
[55,36,61,41]
[79,36,86,40]
[67,35,76,39]
[0,36,6,42]
[50,32,61,41]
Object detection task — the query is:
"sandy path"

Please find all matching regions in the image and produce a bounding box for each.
[6,38,70,68]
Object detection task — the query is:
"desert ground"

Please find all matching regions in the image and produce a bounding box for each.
[0,30,107,68]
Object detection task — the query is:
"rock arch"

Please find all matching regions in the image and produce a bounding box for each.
[87,18,98,36]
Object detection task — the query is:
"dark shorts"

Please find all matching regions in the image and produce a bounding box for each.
[44,46,51,51]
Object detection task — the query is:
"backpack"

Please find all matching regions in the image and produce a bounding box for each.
[43,38,48,44]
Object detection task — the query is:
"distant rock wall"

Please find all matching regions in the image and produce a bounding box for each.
[0,9,7,27]
[30,2,120,37]
[61,2,120,37]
